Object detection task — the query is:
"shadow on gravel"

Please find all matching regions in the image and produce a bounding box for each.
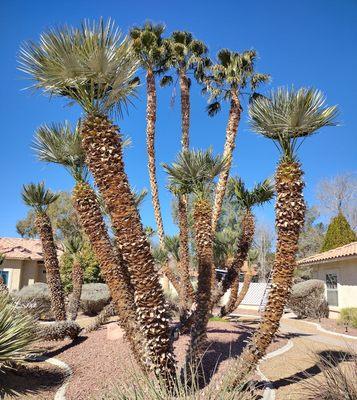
[45,335,88,358]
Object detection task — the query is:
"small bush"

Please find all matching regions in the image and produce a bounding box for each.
[288,279,329,319]
[80,283,110,315]
[37,321,81,341]
[339,308,357,329]
[0,294,38,370]
[12,283,52,320]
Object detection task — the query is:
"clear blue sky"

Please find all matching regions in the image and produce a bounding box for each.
[1,0,356,238]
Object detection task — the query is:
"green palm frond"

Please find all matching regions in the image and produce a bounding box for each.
[151,245,168,265]
[63,234,84,256]
[207,101,221,117]
[132,188,148,208]
[22,182,59,213]
[162,149,226,197]
[249,87,338,161]
[0,294,38,370]
[19,19,139,115]
[33,121,88,182]
[163,235,180,262]
[160,75,174,87]
[228,177,275,210]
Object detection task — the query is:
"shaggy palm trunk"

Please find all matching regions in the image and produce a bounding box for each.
[220,210,254,315]
[187,198,214,363]
[161,261,181,295]
[68,259,83,321]
[81,115,175,376]
[179,67,190,149]
[233,270,252,309]
[229,161,305,386]
[146,69,165,246]
[212,91,241,233]
[35,213,66,321]
[211,210,255,310]
[72,181,145,369]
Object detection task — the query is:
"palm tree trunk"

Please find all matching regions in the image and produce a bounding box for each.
[72,181,145,370]
[68,259,83,321]
[35,213,66,321]
[179,67,190,150]
[212,91,241,233]
[228,161,305,387]
[234,270,252,309]
[161,261,181,295]
[187,198,213,362]
[221,274,239,316]
[146,69,165,246]
[81,115,175,377]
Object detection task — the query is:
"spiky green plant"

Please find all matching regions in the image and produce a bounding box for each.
[0,294,38,370]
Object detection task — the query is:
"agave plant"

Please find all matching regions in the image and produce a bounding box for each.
[0,294,38,370]
[22,183,66,321]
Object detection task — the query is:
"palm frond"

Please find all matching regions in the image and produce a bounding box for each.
[19,18,139,115]
[207,101,221,117]
[228,177,274,209]
[249,87,338,161]
[132,188,148,208]
[63,234,84,255]
[160,75,173,87]
[163,235,180,262]
[22,182,59,213]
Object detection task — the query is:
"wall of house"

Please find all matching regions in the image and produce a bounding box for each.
[312,258,357,312]
[0,258,46,292]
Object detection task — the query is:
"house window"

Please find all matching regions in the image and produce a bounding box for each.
[0,271,9,286]
[326,273,338,306]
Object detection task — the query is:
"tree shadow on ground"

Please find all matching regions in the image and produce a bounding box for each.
[0,362,65,398]
[42,335,88,358]
[272,350,354,389]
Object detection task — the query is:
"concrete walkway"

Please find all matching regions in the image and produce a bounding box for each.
[259,315,357,400]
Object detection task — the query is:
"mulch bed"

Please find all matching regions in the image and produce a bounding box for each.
[308,317,357,337]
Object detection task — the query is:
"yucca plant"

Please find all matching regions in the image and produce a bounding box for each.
[205,49,270,233]
[20,18,175,377]
[218,178,274,316]
[22,183,66,321]
[33,121,145,369]
[163,149,226,366]
[228,87,338,387]
[0,294,38,370]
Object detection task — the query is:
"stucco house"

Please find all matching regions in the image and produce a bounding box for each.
[0,237,48,292]
[297,241,357,317]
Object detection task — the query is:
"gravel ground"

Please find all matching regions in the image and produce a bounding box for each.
[308,317,357,337]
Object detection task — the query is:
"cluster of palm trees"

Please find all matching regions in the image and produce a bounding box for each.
[18,18,337,388]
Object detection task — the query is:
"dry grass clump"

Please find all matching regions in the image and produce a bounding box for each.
[301,350,357,399]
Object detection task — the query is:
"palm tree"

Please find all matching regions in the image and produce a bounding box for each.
[218,178,274,316]
[64,235,84,321]
[33,121,146,369]
[22,183,66,321]
[228,87,338,386]
[206,49,270,233]
[130,23,168,248]
[163,149,226,364]
[232,266,253,310]
[161,32,210,313]
[20,19,175,376]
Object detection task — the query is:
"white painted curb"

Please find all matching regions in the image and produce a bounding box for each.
[299,320,357,340]
[258,340,294,400]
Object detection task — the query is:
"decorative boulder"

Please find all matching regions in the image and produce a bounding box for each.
[80,283,111,315]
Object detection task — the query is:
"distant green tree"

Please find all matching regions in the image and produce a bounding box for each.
[321,212,357,252]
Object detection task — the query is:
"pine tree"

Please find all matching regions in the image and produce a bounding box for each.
[321,212,356,251]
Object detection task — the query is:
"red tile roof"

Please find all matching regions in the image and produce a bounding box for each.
[0,237,44,260]
[297,241,357,266]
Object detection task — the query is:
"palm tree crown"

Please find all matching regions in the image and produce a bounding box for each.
[163,149,226,197]
[22,182,59,213]
[163,235,180,263]
[249,87,338,161]
[228,177,275,210]
[206,49,270,116]
[130,22,168,72]
[19,19,139,115]
[63,234,84,256]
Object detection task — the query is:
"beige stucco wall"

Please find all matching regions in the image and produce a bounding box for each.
[0,258,46,292]
[311,257,357,310]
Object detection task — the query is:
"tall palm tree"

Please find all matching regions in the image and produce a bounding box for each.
[22,183,66,321]
[163,149,226,364]
[20,20,175,376]
[206,49,270,233]
[161,32,209,311]
[130,23,168,247]
[33,121,146,369]
[64,235,84,321]
[228,88,338,386]
[218,178,274,316]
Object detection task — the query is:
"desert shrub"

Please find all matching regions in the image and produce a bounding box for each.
[80,283,110,315]
[339,308,357,329]
[12,283,52,320]
[0,294,38,370]
[301,350,357,399]
[288,279,329,319]
[85,302,116,333]
[37,321,81,341]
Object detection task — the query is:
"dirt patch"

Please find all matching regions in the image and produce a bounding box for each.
[0,362,65,399]
[308,318,357,337]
